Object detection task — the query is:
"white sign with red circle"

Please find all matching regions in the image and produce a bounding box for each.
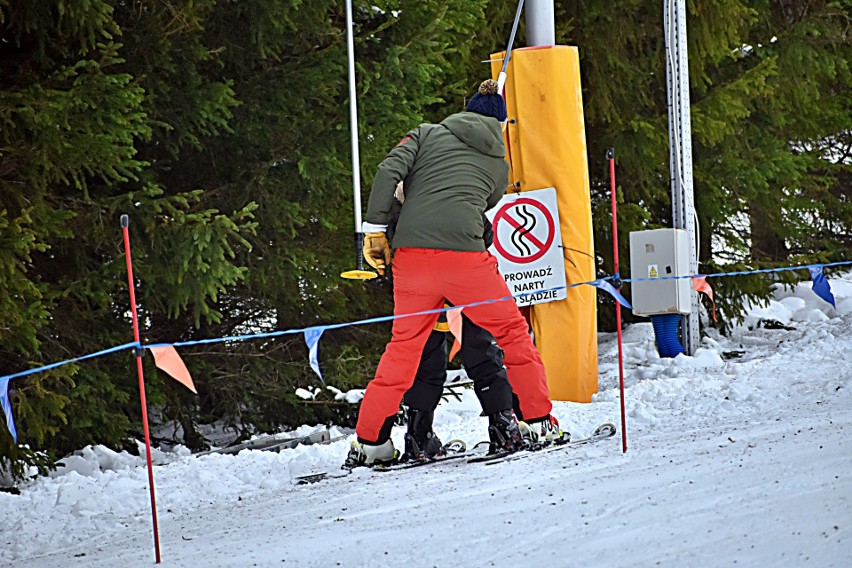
[486,187,567,306]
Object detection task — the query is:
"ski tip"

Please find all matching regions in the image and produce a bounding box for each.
[443,439,467,453]
[595,423,617,437]
[296,472,328,485]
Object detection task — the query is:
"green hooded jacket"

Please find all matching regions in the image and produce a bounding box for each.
[365,112,509,252]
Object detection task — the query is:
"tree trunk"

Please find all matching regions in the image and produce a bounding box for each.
[749,201,789,262]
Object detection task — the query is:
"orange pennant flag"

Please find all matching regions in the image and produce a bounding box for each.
[692,277,717,322]
[150,346,197,394]
[448,339,461,361]
[446,307,464,360]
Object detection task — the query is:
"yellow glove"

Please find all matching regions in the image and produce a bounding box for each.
[363,232,391,275]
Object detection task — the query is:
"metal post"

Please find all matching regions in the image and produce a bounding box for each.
[663,0,699,354]
[525,0,555,46]
[497,0,526,95]
[340,0,376,280]
[345,0,362,235]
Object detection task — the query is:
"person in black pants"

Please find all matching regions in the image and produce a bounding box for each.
[402,310,521,459]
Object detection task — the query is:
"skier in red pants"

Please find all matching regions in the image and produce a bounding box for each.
[346,79,561,467]
[387,182,548,461]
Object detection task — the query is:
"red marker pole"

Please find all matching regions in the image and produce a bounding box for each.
[120,214,161,563]
[606,149,628,453]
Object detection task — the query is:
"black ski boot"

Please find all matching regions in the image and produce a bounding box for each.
[403,408,444,461]
[487,409,525,454]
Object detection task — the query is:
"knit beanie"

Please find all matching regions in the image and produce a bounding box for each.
[466,79,507,122]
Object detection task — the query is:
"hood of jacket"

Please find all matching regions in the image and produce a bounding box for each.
[440,112,505,158]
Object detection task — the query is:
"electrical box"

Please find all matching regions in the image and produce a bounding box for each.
[629,229,692,316]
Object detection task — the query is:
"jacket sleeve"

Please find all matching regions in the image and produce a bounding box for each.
[386,198,402,244]
[481,214,494,249]
[364,127,423,227]
[485,160,510,211]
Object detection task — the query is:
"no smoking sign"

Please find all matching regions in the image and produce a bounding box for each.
[486,187,567,306]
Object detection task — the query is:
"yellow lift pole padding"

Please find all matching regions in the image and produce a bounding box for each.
[491,46,598,402]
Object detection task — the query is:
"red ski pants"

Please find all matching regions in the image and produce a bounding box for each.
[356,248,552,442]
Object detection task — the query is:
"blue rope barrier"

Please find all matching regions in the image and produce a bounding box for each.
[0,342,141,382]
[615,260,852,285]
[146,286,565,350]
[2,259,850,383]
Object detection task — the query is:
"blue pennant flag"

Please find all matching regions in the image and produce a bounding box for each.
[1,378,17,442]
[590,279,633,309]
[304,327,326,385]
[808,267,836,308]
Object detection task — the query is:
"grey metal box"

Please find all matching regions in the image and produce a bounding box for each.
[629,229,691,316]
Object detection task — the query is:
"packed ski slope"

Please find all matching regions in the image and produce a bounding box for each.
[2,273,851,567]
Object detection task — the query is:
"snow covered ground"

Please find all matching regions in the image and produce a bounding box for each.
[2,273,851,567]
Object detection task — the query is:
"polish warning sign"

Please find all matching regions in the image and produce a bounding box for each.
[485,187,567,306]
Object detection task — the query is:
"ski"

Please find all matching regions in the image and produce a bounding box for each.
[296,439,480,484]
[198,429,346,456]
[295,424,617,484]
[296,470,353,484]
[258,434,349,454]
[373,441,490,473]
[471,423,617,466]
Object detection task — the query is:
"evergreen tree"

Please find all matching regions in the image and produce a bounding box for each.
[2,0,848,481]
[1,0,490,477]
[134,0,491,442]
[1,0,258,470]
[558,0,850,329]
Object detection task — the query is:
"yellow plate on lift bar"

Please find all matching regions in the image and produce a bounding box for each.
[340,269,377,280]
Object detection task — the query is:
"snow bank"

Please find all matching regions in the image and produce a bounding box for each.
[2,271,850,567]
